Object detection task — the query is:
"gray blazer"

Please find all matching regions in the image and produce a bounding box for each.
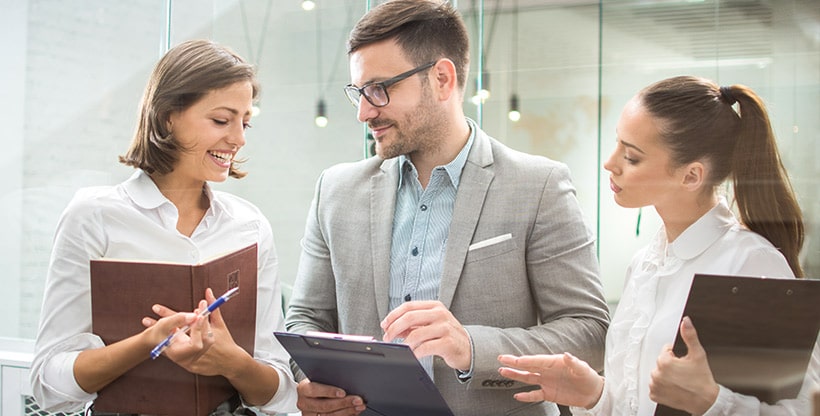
[287,127,609,416]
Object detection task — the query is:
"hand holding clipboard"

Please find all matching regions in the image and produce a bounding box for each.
[275,331,455,416]
[654,274,820,415]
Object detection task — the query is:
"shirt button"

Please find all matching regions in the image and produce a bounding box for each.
[404,294,411,301]
[411,247,419,256]
[420,204,427,211]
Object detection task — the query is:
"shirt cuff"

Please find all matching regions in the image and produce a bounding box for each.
[455,330,476,383]
[41,350,97,405]
[569,378,607,416]
[244,364,299,414]
[701,385,732,416]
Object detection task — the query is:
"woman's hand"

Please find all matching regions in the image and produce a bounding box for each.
[181,288,245,377]
[498,352,604,409]
[142,290,230,373]
[649,316,719,415]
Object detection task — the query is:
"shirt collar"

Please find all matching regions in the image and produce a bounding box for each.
[667,197,737,260]
[122,169,216,213]
[396,117,476,189]
[122,170,168,209]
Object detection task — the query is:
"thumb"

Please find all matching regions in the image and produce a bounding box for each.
[152,311,194,338]
[204,288,227,326]
[679,316,704,356]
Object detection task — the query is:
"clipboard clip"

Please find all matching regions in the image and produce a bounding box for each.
[306,331,376,342]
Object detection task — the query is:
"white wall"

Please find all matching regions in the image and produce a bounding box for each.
[0,0,28,339]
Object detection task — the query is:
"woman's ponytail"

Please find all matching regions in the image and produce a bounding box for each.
[640,77,804,277]
[728,85,804,277]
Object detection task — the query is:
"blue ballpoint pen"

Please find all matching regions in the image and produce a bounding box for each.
[150,286,240,360]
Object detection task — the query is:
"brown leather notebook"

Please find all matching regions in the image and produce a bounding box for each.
[655,273,820,415]
[814,388,820,416]
[90,243,258,416]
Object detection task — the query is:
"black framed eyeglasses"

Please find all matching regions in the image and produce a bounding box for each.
[343,61,436,108]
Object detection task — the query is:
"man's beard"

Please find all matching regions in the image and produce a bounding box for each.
[375,85,445,160]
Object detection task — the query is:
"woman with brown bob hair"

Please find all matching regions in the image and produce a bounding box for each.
[31,39,297,415]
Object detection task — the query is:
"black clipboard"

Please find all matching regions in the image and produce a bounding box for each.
[275,332,455,416]
[655,273,820,415]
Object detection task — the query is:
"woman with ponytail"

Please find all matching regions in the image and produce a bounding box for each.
[497,76,815,415]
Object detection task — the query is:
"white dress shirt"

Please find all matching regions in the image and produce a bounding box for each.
[574,198,817,416]
[30,169,298,414]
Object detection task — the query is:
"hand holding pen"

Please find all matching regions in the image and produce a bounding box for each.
[150,287,239,359]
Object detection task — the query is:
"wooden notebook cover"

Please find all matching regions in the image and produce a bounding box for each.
[655,273,820,415]
[91,244,258,416]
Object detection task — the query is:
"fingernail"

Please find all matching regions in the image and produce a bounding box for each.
[352,397,363,405]
[682,316,692,328]
[152,305,160,313]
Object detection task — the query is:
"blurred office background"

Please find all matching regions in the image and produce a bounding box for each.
[1,0,817,413]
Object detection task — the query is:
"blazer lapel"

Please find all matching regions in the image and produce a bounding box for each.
[371,159,398,321]
[438,131,495,309]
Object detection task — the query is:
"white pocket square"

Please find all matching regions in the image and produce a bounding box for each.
[468,233,512,251]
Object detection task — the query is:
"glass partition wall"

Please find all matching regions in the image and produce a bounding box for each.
[2,0,817,344]
[596,0,820,300]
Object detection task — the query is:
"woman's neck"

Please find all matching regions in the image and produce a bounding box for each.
[658,193,719,243]
[148,173,209,236]
[149,174,206,208]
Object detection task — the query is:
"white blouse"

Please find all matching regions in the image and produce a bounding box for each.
[30,169,298,414]
[574,199,817,416]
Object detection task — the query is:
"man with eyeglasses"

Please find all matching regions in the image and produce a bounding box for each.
[285,1,609,415]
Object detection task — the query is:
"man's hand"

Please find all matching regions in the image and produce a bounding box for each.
[296,379,366,416]
[380,300,472,371]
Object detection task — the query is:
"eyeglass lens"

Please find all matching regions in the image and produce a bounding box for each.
[344,61,435,108]
[345,84,389,108]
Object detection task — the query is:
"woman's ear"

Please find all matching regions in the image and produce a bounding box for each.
[432,59,458,101]
[681,161,706,191]
[165,114,175,136]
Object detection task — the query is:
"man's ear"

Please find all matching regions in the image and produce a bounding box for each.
[432,59,458,101]
[681,161,706,191]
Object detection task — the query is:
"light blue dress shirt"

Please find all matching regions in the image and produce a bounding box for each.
[387,119,476,377]
[388,120,476,310]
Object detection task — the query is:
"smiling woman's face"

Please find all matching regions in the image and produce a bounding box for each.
[167,81,254,184]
